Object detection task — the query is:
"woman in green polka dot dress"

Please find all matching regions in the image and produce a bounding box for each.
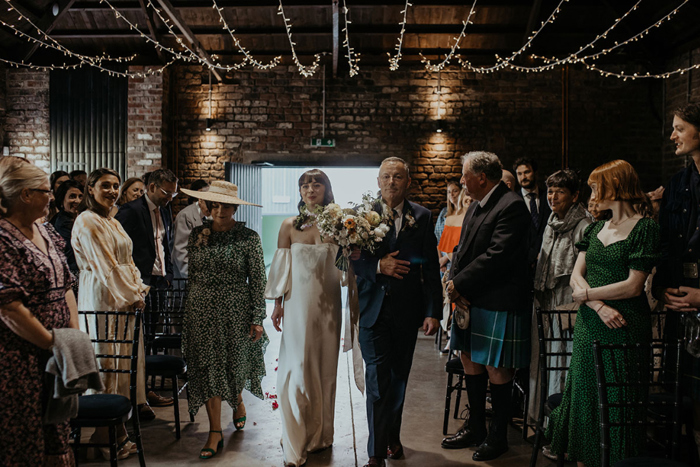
[547,160,660,467]
[180,181,268,460]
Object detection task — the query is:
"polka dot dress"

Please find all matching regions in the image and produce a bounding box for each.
[546,218,660,467]
[182,221,269,416]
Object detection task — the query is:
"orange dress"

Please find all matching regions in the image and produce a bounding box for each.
[438,225,461,255]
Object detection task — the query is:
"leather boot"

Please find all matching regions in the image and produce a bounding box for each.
[441,372,488,449]
[473,380,511,461]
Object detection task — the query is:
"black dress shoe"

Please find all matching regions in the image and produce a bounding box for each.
[441,427,487,449]
[362,457,385,467]
[387,443,403,459]
[472,438,508,461]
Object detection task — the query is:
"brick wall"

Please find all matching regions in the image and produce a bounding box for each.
[0,64,6,151]
[170,64,662,214]
[127,66,166,178]
[662,47,700,183]
[3,69,50,171]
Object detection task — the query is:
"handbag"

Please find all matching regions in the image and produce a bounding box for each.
[454,305,470,330]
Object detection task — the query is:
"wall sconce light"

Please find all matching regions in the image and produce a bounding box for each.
[205,69,213,132]
[206,118,214,131]
[436,120,443,133]
[435,68,444,133]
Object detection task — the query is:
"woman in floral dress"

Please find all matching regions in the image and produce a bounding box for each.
[181,180,267,460]
[0,157,78,466]
[547,160,660,467]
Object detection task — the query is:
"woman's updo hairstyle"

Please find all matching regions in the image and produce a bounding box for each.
[0,157,47,217]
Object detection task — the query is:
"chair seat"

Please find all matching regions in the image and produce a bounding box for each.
[614,457,687,467]
[446,358,464,373]
[544,393,563,415]
[152,335,182,350]
[76,394,132,420]
[146,354,187,374]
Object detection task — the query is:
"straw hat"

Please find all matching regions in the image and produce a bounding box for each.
[180,180,262,207]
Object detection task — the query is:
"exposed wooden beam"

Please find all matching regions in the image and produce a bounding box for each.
[137,0,166,63]
[521,0,542,47]
[332,0,339,77]
[9,0,42,22]
[152,0,222,82]
[24,0,77,62]
[70,0,534,9]
[48,24,532,38]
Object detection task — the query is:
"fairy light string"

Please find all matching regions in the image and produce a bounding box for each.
[388,0,411,71]
[419,0,478,73]
[277,0,323,77]
[341,0,360,77]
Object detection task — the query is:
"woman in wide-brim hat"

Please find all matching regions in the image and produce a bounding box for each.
[180,180,268,460]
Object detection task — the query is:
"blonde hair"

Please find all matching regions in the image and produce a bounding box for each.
[0,157,47,216]
[445,180,461,216]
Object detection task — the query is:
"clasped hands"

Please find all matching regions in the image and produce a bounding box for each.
[661,287,700,312]
[572,285,627,329]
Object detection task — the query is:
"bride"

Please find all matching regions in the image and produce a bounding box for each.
[265,169,343,467]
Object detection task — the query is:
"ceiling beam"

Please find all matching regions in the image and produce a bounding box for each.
[137,0,166,63]
[8,0,42,22]
[152,0,222,82]
[70,0,533,9]
[48,24,532,38]
[23,0,77,62]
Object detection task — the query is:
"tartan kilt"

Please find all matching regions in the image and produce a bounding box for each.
[450,306,531,369]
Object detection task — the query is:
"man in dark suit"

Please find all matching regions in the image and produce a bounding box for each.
[514,157,550,268]
[442,151,531,461]
[115,167,178,416]
[351,157,443,467]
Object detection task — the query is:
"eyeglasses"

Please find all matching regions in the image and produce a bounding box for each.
[31,188,53,196]
[158,186,178,198]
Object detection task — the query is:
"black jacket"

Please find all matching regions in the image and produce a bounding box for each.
[451,182,532,311]
[115,196,173,285]
[52,211,78,272]
[518,188,551,267]
[653,164,695,290]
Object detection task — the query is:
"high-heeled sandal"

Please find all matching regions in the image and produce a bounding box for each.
[233,402,247,430]
[118,435,138,454]
[199,430,224,460]
[87,435,130,461]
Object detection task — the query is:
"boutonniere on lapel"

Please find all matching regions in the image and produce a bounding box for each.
[195,227,211,247]
[403,204,417,231]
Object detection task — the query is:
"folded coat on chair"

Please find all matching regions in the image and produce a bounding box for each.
[43,327,105,424]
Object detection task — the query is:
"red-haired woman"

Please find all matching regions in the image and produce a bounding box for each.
[546,160,660,467]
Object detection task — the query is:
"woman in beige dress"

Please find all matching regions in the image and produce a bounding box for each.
[72,168,149,460]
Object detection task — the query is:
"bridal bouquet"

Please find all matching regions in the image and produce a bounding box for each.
[316,192,393,271]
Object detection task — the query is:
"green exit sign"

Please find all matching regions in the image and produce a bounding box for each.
[310,138,335,147]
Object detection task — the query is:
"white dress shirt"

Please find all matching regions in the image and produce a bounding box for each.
[145,194,166,277]
[521,187,540,213]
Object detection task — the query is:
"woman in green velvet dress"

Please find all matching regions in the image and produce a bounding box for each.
[547,160,660,467]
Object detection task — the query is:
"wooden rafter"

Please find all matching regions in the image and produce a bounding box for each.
[137,0,166,64]
[153,0,222,82]
[23,0,77,62]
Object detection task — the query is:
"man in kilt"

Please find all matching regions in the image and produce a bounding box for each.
[442,151,532,461]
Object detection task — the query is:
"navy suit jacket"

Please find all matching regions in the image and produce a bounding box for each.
[351,200,443,329]
[518,188,550,266]
[451,182,532,312]
[115,196,173,285]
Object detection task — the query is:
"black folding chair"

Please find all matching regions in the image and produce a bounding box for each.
[529,307,576,467]
[593,339,684,467]
[443,354,468,435]
[144,281,189,438]
[70,310,146,467]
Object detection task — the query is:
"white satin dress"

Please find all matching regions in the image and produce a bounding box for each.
[265,243,342,467]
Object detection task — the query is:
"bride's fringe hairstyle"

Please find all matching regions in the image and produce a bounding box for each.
[587,159,652,218]
[297,169,335,213]
[0,157,46,217]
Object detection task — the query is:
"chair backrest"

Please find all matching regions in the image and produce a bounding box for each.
[535,308,577,409]
[78,310,142,404]
[144,280,187,353]
[593,338,684,467]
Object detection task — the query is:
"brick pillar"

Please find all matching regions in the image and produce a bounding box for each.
[127,66,165,178]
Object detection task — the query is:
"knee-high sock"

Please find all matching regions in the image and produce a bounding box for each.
[464,372,488,434]
[488,380,513,443]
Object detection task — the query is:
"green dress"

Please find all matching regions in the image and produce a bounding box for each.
[547,218,660,467]
[182,221,269,416]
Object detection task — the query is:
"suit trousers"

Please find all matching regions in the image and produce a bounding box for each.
[359,297,419,458]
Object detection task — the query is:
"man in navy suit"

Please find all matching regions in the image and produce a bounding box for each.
[115,167,178,416]
[351,157,443,467]
[514,157,550,269]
